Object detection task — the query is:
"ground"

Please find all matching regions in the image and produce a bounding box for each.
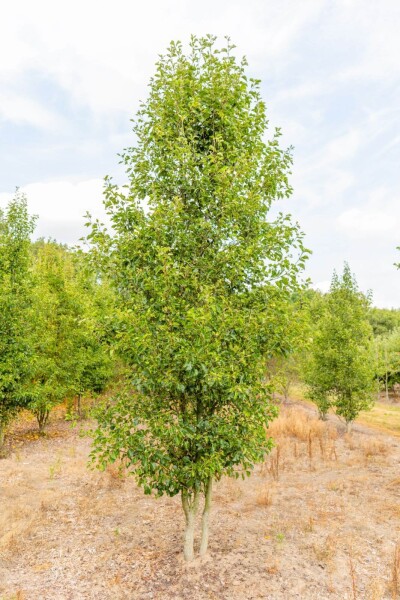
[1,403,400,600]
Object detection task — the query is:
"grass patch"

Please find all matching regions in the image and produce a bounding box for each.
[288,383,400,438]
[358,403,400,437]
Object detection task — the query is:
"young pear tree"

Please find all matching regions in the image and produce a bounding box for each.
[67,252,115,417]
[28,241,85,432]
[0,193,36,448]
[374,328,400,399]
[29,243,115,430]
[89,36,309,561]
[305,264,375,430]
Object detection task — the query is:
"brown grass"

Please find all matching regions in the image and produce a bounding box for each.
[267,407,336,442]
[2,404,400,599]
[255,484,275,507]
[391,543,400,600]
[361,438,390,458]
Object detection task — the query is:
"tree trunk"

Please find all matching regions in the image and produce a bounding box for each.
[385,347,389,402]
[181,490,199,561]
[37,409,50,434]
[346,420,353,434]
[0,422,5,449]
[199,477,213,556]
[318,410,327,421]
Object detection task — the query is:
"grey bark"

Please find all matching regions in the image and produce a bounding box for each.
[199,477,213,556]
[181,490,200,561]
[346,420,353,434]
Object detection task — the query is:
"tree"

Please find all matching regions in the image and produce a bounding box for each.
[89,35,308,561]
[305,264,375,430]
[369,307,400,337]
[28,241,77,432]
[267,290,312,401]
[374,328,400,398]
[66,251,115,418]
[0,192,36,449]
[28,242,115,431]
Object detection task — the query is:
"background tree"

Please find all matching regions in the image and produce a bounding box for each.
[28,241,77,432]
[66,251,115,418]
[89,35,308,561]
[28,242,115,431]
[369,307,400,337]
[305,264,375,430]
[0,192,36,449]
[374,328,400,400]
[267,289,312,401]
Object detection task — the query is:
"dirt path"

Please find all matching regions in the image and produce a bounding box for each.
[1,406,400,599]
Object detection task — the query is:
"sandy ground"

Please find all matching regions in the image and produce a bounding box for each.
[1,404,400,600]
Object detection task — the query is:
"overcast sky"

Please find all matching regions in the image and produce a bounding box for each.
[0,1,399,307]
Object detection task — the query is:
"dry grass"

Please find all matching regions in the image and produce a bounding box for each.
[255,484,275,507]
[361,437,391,458]
[2,404,400,599]
[391,543,400,600]
[267,407,336,442]
[265,407,339,472]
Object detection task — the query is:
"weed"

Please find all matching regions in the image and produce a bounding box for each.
[276,532,285,543]
[49,456,62,479]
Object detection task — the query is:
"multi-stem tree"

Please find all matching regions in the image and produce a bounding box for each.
[89,36,308,561]
[0,192,36,449]
[305,264,375,430]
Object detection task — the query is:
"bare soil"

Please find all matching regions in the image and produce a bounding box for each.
[1,404,400,599]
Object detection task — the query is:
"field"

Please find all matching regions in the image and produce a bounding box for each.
[1,404,400,600]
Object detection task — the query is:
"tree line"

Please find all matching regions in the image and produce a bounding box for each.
[0,193,114,447]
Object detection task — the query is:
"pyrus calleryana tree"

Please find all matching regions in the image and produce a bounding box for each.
[89,35,308,560]
[305,264,375,429]
[0,193,36,449]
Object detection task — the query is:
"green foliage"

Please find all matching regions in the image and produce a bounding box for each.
[89,34,308,533]
[65,251,115,413]
[304,264,375,425]
[28,242,80,431]
[267,289,312,400]
[369,307,400,337]
[28,242,114,431]
[374,327,400,392]
[0,192,36,444]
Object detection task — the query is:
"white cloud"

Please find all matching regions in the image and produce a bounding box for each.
[0,0,322,119]
[337,187,400,238]
[0,93,65,131]
[313,280,331,294]
[0,179,108,244]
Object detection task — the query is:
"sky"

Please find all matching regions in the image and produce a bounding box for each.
[0,0,399,307]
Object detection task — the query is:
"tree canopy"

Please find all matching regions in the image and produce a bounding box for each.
[304,264,375,429]
[0,192,36,448]
[89,35,309,560]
